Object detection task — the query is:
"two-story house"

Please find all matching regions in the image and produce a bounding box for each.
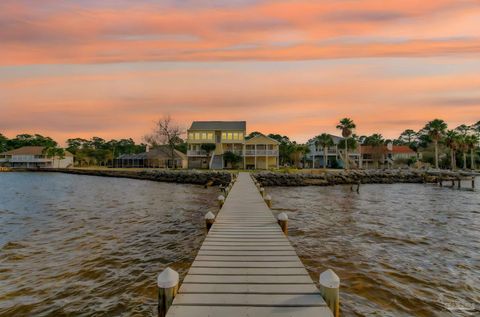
[0,146,73,168]
[186,121,279,169]
[307,134,362,168]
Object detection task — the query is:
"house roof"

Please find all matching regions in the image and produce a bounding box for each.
[308,134,344,145]
[117,145,186,160]
[0,146,73,156]
[189,121,246,131]
[245,133,279,145]
[360,145,415,154]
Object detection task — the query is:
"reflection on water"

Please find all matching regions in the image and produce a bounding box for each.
[0,173,218,316]
[271,179,480,317]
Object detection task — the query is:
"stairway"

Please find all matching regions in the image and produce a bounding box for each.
[210,154,223,169]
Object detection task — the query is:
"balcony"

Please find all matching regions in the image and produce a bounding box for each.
[245,150,278,156]
[5,157,51,163]
[187,150,207,156]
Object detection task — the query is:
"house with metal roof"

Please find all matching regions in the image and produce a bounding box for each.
[114,145,187,169]
[0,146,73,168]
[186,121,279,169]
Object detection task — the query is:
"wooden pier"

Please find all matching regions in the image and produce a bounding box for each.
[165,172,333,317]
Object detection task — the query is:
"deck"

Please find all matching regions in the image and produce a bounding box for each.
[167,172,332,317]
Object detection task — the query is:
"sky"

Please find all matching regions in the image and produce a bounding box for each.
[1,0,479,144]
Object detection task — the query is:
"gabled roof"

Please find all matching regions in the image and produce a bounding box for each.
[117,145,186,160]
[360,145,415,154]
[308,134,343,145]
[189,121,246,131]
[0,146,73,156]
[245,133,279,145]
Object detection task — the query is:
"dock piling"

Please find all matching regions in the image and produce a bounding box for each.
[264,194,272,208]
[217,195,225,208]
[204,212,215,232]
[472,177,475,189]
[259,187,265,197]
[157,267,179,317]
[277,212,288,235]
[457,178,461,189]
[319,269,340,317]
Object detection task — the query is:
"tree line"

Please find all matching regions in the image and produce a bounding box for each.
[2,118,479,170]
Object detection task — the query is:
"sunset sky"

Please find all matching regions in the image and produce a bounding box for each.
[1,0,479,144]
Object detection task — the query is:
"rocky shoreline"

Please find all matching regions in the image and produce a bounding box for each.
[28,168,233,186]
[252,169,477,187]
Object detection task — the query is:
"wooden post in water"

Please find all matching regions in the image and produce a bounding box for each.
[439,178,443,187]
[205,211,215,232]
[259,187,265,198]
[451,179,455,188]
[277,212,288,235]
[472,177,475,189]
[157,267,179,317]
[264,194,272,208]
[356,181,360,193]
[319,269,340,317]
[217,195,225,208]
[457,178,461,189]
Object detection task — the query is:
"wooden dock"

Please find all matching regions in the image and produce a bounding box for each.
[166,172,333,317]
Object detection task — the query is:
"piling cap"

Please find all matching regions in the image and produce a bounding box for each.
[204,211,215,220]
[265,194,272,200]
[217,195,225,201]
[260,187,265,192]
[157,267,179,288]
[277,212,288,221]
[319,269,340,288]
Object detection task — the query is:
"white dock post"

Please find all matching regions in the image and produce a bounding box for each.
[157,267,179,317]
[319,269,340,317]
[277,212,288,235]
[217,195,225,208]
[264,194,272,208]
[259,187,265,197]
[204,211,215,232]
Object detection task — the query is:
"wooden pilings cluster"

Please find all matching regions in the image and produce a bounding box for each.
[436,176,476,190]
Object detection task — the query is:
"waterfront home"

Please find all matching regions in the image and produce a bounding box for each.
[307,134,362,168]
[114,145,187,168]
[361,144,416,168]
[186,121,279,169]
[0,146,73,168]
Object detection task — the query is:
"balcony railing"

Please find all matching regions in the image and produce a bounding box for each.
[245,150,278,156]
[224,150,243,155]
[5,157,52,163]
[187,150,207,156]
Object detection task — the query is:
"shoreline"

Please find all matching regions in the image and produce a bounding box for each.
[5,168,478,187]
[253,169,478,187]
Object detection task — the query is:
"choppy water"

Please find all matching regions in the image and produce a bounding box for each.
[1,173,479,316]
[0,173,218,316]
[271,179,480,317]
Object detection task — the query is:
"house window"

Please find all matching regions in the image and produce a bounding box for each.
[207,132,213,140]
[201,132,207,139]
[188,132,194,140]
[222,132,227,140]
[233,133,239,140]
[228,133,233,140]
[194,132,200,140]
[238,133,244,140]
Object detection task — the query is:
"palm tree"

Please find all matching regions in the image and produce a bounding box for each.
[444,130,459,170]
[336,118,356,169]
[465,134,479,170]
[315,133,334,169]
[423,119,447,169]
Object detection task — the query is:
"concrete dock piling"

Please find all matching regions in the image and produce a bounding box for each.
[264,194,272,208]
[204,211,215,232]
[217,195,225,208]
[157,267,179,317]
[277,212,288,235]
[319,269,340,317]
[259,187,265,197]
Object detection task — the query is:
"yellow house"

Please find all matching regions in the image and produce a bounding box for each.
[244,134,279,169]
[187,121,246,169]
[186,121,279,169]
